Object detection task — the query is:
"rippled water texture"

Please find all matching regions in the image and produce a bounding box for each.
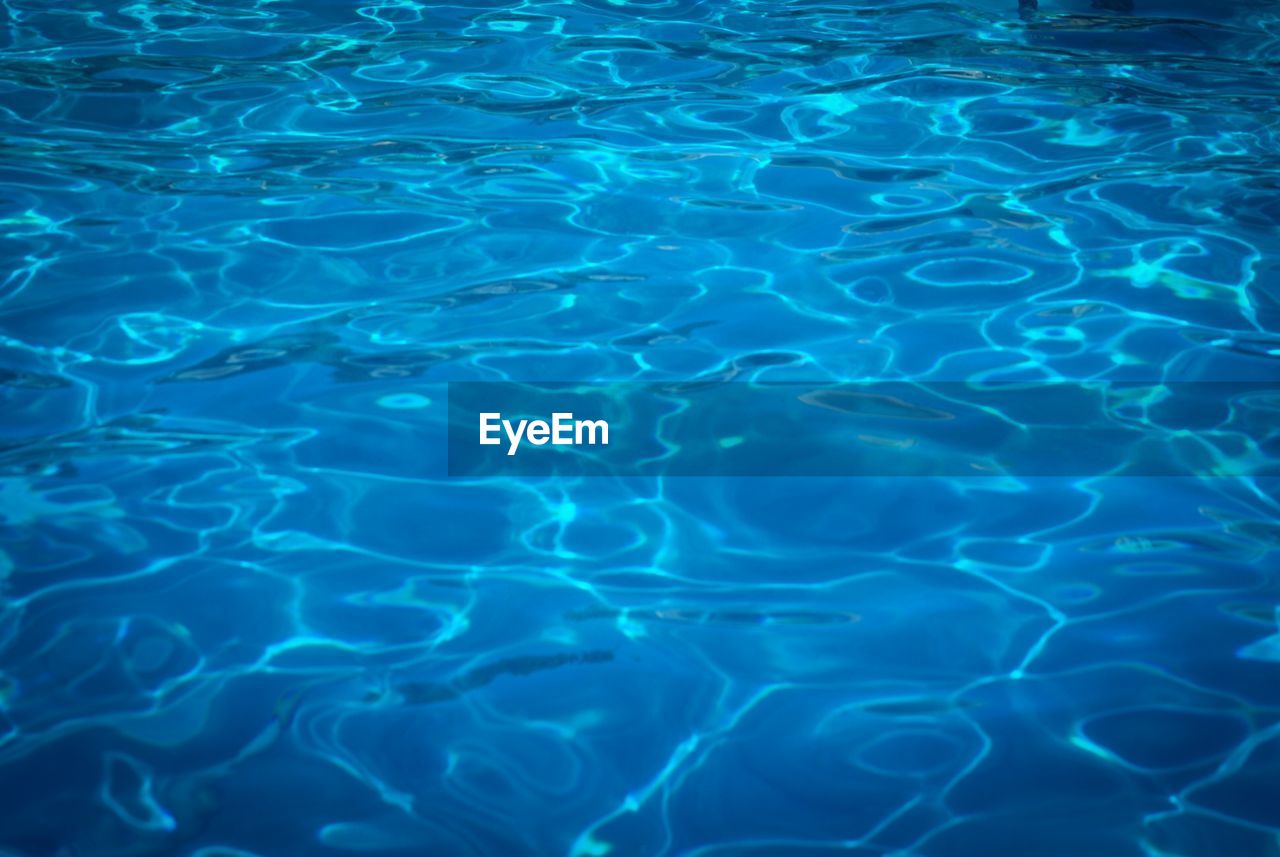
[3,0,1280,855]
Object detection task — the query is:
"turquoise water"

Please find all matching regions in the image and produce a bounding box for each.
[2,0,1280,854]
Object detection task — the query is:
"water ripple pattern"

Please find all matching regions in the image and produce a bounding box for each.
[2,0,1280,855]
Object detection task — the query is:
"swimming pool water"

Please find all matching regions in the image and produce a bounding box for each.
[2,0,1280,854]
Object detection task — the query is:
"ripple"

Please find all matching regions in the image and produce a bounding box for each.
[907,257,1036,287]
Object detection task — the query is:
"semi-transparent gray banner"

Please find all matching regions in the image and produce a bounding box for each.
[446,382,1280,478]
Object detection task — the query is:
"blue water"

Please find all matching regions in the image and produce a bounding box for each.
[3,0,1280,854]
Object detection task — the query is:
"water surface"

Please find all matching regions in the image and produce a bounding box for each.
[2,1,1280,855]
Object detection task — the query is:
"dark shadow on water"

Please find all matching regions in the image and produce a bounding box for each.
[1019,0,1136,17]
[379,650,614,706]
